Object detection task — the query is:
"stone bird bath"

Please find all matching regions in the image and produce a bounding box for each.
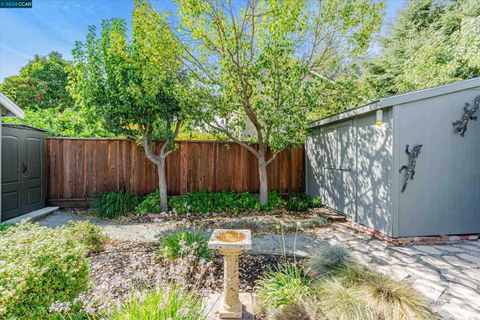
[208,229,252,319]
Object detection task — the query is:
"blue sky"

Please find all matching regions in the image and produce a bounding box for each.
[0,0,406,82]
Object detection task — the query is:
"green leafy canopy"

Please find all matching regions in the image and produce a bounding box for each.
[68,0,192,143]
[176,0,384,152]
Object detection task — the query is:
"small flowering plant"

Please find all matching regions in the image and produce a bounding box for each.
[0,221,92,319]
[158,229,213,262]
[110,284,206,320]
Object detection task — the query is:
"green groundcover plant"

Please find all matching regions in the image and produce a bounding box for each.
[0,221,106,319]
[285,194,322,212]
[0,222,17,233]
[136,190,286,215]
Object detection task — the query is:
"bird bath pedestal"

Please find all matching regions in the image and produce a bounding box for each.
[208,229,252,319]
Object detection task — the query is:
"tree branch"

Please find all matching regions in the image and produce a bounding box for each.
[266,146,288,166]
[207,120,259,157]
[142,126,161,165]
[164,120,182,157]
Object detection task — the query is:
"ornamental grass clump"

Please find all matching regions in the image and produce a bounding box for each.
[92,190,139,218]
[257,264,312,309]
[309,244,353,277]
[339,264,433,320]
[0,222,92,319]
[314,279,376,320]
[110,285,206,320]
[257,243,434,320]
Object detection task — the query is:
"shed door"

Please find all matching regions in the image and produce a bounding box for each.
[1,127,45,221]
[320,122,356,218]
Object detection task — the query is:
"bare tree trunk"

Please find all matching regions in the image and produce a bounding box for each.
[157,156,168,212]
[142,121,182,214]
[258,150,268,207]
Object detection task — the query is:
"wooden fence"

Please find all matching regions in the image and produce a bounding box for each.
[45,138,305,207]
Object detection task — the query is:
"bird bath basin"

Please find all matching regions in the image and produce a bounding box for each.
[208,229,252,319]
[216,230,246,243]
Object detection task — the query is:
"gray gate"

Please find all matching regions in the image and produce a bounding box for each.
[1,124,45,221]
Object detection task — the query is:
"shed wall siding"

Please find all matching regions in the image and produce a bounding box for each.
[306,109,393,236]
[355,110,393,235]
[394,87,480,237]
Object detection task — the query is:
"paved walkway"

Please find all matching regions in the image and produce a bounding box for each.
[38,211,480,319]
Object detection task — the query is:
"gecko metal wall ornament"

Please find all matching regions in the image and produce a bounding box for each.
[399,144,422,193]
[452,95,480,136]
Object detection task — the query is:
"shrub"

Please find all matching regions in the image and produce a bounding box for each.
[0,222,90,319]
[66,221,107,253]
[110,285,206,320]
[309,244,353,277]
[314,279,376,320]
[158,229,212,261]
[0,222,17,233]
[136,190,161,214]
[92,190,139,218]
[285,194,322,212]
[137,190,285,214]
[263,191,286,211]
[257,264,312,309]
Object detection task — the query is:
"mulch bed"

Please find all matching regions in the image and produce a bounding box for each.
[66,206,337,224]
[86,239,307,311]
[66,207,334,236]
[213,252,307,292]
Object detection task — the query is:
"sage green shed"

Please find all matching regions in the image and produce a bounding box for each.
[306,78,480,238]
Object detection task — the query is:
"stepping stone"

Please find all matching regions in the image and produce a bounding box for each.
[454,244,480,253]
[420,256,452,269]
[411,279,446,302]
[431,245,465,253]
[441,269,478,290]
[447,283,479,305]
[442,255,472,268]
[457,253,480,265]
[412,245,442,255]
[441,298,480,320]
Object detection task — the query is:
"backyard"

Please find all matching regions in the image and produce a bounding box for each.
[0,193,479,319]
[1,0,480,319]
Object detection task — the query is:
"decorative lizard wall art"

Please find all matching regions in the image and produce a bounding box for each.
[399,144,422,193]
[452,95,480,136]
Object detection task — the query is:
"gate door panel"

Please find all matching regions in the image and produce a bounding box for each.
[1,126,45,221]
[1,133,22,220]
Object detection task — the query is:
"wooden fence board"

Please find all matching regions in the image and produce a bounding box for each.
[45,138,305,207]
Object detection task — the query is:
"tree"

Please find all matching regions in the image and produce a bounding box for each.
[176,0,384,206]
[0,52,73,110]
[69,0,188,211]
[363,0,480,96]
